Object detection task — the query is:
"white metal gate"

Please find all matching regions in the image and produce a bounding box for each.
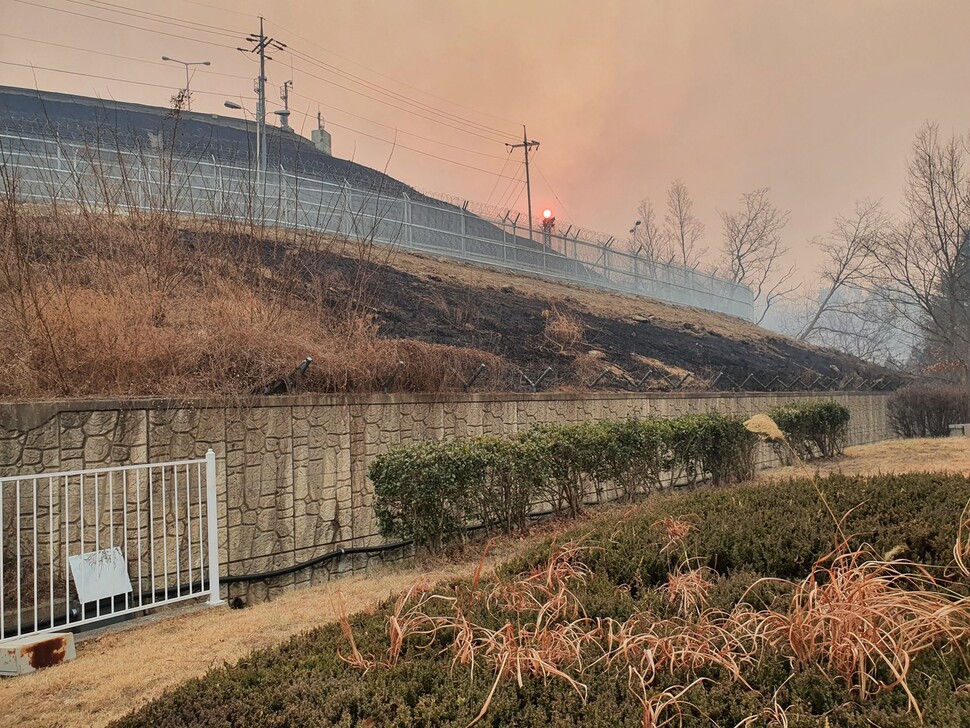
[0,450,222,642]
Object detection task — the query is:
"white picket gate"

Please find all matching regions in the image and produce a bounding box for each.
[0,450,222,642]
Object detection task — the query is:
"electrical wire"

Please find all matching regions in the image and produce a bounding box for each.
[8,0,520,157]
[0,59,256,100]
[275,103,520,180]
[285,89,507,161]
[263,16,520,129]
[0,32,253,81]
[9,0,239,49]
[484,150,514,208]
[2,2,523,188]
[285,53,509,145]
[286,47,511,140]
[64,0,245,40]
[533,160,572,224]
[495,162,526,212]
[20,0,519,142]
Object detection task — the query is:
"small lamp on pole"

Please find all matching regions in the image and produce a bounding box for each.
[161,56,211,111]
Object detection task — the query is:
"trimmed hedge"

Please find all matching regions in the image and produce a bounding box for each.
[767,400,851,461]
[888,383,970,438]
[372,413,761,551]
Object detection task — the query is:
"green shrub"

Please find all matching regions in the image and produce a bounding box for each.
[475,436,545,536]
[594,418,673,500]
[372,413,761,552]
[768,400,850,460]
[370,439,489,552]
[888,383,970,438]
[516,421,609,515]
[667,413,758,486]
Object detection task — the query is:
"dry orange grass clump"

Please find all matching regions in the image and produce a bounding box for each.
[0,203,509,400]
[542,305,585,353]
[339,511,970,727]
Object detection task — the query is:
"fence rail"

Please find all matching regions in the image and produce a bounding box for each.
[0,131,755,320]
[0,451,222,642]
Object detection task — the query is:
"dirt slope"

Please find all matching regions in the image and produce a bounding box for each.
[273,237,899,392]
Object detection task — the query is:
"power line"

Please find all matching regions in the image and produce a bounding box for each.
[0,59,256,100]
[286,47,512,139]
[64,0,244,40]
[533,160,572,224]
[12,0,516,147]
[0,32,252,81]
[3,3,525,189]
[10,0,239,49]
[263,17,520,129]
[0,31,511,164]
[495,162,526,212]
[286,89,507,160]
[285,52,509,145]
[277,103,520,181]
[23,0,519,142]
[1,57,518,183]
[484,151,514,208]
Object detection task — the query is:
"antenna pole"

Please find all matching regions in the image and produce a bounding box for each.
[506,125,540,242]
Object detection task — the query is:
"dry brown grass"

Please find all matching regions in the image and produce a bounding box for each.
[738,548,970,720]
[762,437,970,481]
[0,529,555,728]
[542,305,585,353]
[0,204,509,400]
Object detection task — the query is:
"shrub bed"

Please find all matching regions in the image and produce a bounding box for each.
[112,472,970,728]
[372,413,760,551]
[888,383,970,438]
[767,400,851,461]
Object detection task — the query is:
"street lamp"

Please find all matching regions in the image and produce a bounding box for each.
[161,56,211,111]
[224,99,264,185]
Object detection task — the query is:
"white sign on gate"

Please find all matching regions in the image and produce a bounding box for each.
[69,548,133,603]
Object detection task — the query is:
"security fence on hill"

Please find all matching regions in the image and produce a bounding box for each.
[0,131,755,320]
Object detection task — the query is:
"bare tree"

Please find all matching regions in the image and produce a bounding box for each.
[663,179,705,269]
[720,188,793,323]
[630,198,675,263]
[874,123,970,383]
[796,287,905,364]
[796,199,888,341]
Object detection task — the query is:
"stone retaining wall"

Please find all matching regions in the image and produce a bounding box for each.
[0,391,891,603]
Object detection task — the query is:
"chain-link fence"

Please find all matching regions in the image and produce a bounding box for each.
[0,131,754,320]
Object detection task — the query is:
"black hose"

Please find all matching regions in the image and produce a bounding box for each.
[221,506,560,584]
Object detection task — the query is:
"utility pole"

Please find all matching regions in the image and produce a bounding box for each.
[506,125,539,242]
[240,17,285,184]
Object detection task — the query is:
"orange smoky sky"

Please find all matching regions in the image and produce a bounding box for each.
[2,0,970,280]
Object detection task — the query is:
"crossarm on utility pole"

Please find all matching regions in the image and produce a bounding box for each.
[506,125,540,244]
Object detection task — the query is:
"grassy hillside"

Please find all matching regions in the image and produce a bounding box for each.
[0,202,897,400]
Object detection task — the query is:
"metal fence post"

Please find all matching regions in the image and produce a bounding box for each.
[460,202,469,258]
[205,448,224,605]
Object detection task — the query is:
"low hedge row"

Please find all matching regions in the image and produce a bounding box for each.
[371,413,760,552]
[767,400,851,461]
